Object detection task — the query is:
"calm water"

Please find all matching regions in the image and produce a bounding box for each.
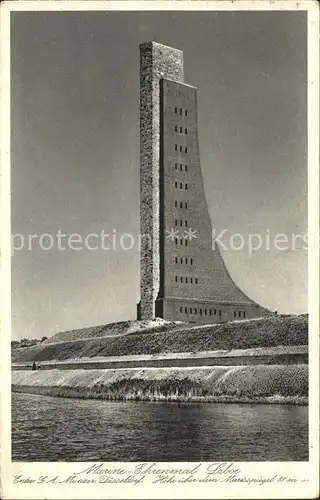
[12,393,308,462]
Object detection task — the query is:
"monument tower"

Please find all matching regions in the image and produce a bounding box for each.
[137,41,269,323]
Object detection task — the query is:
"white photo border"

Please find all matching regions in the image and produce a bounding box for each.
[1,2,319,499]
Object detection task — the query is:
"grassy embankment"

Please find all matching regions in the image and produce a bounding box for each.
[12,364,308,404]
[12,314,308,363]
[12,314,308,404]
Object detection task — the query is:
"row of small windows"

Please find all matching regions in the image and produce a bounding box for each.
[175,238,189,246]
[180,306,222,317]
[175,201,188,209]
[234,310,246,318]
[175,219,188,227]
[175,144,188,153]
[175,163,188,172]
[175,257,194,265]
[174,126,188,135]
[175,181,188,190]
[175,276,198,284]
[175,107,188,116]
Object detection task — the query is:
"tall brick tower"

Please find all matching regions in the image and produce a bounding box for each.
[137,41,270,323]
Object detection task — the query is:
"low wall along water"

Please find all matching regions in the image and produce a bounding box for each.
[12,364,308,405]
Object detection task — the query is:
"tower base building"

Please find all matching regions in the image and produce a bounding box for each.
[137,42,270,324]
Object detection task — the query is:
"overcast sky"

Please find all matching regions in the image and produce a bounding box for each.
[11,10,307,340]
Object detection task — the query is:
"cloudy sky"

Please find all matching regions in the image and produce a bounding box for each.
[11,10,307,340]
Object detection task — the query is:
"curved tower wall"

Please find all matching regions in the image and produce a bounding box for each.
[138,41,270,323]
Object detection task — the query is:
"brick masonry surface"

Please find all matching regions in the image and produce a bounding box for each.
[138,42,270,323]
[139,42,184,319]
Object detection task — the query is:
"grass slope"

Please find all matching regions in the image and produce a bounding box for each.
[12,364,308,404]
[12,314,308,363]
[43,318,183,344]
